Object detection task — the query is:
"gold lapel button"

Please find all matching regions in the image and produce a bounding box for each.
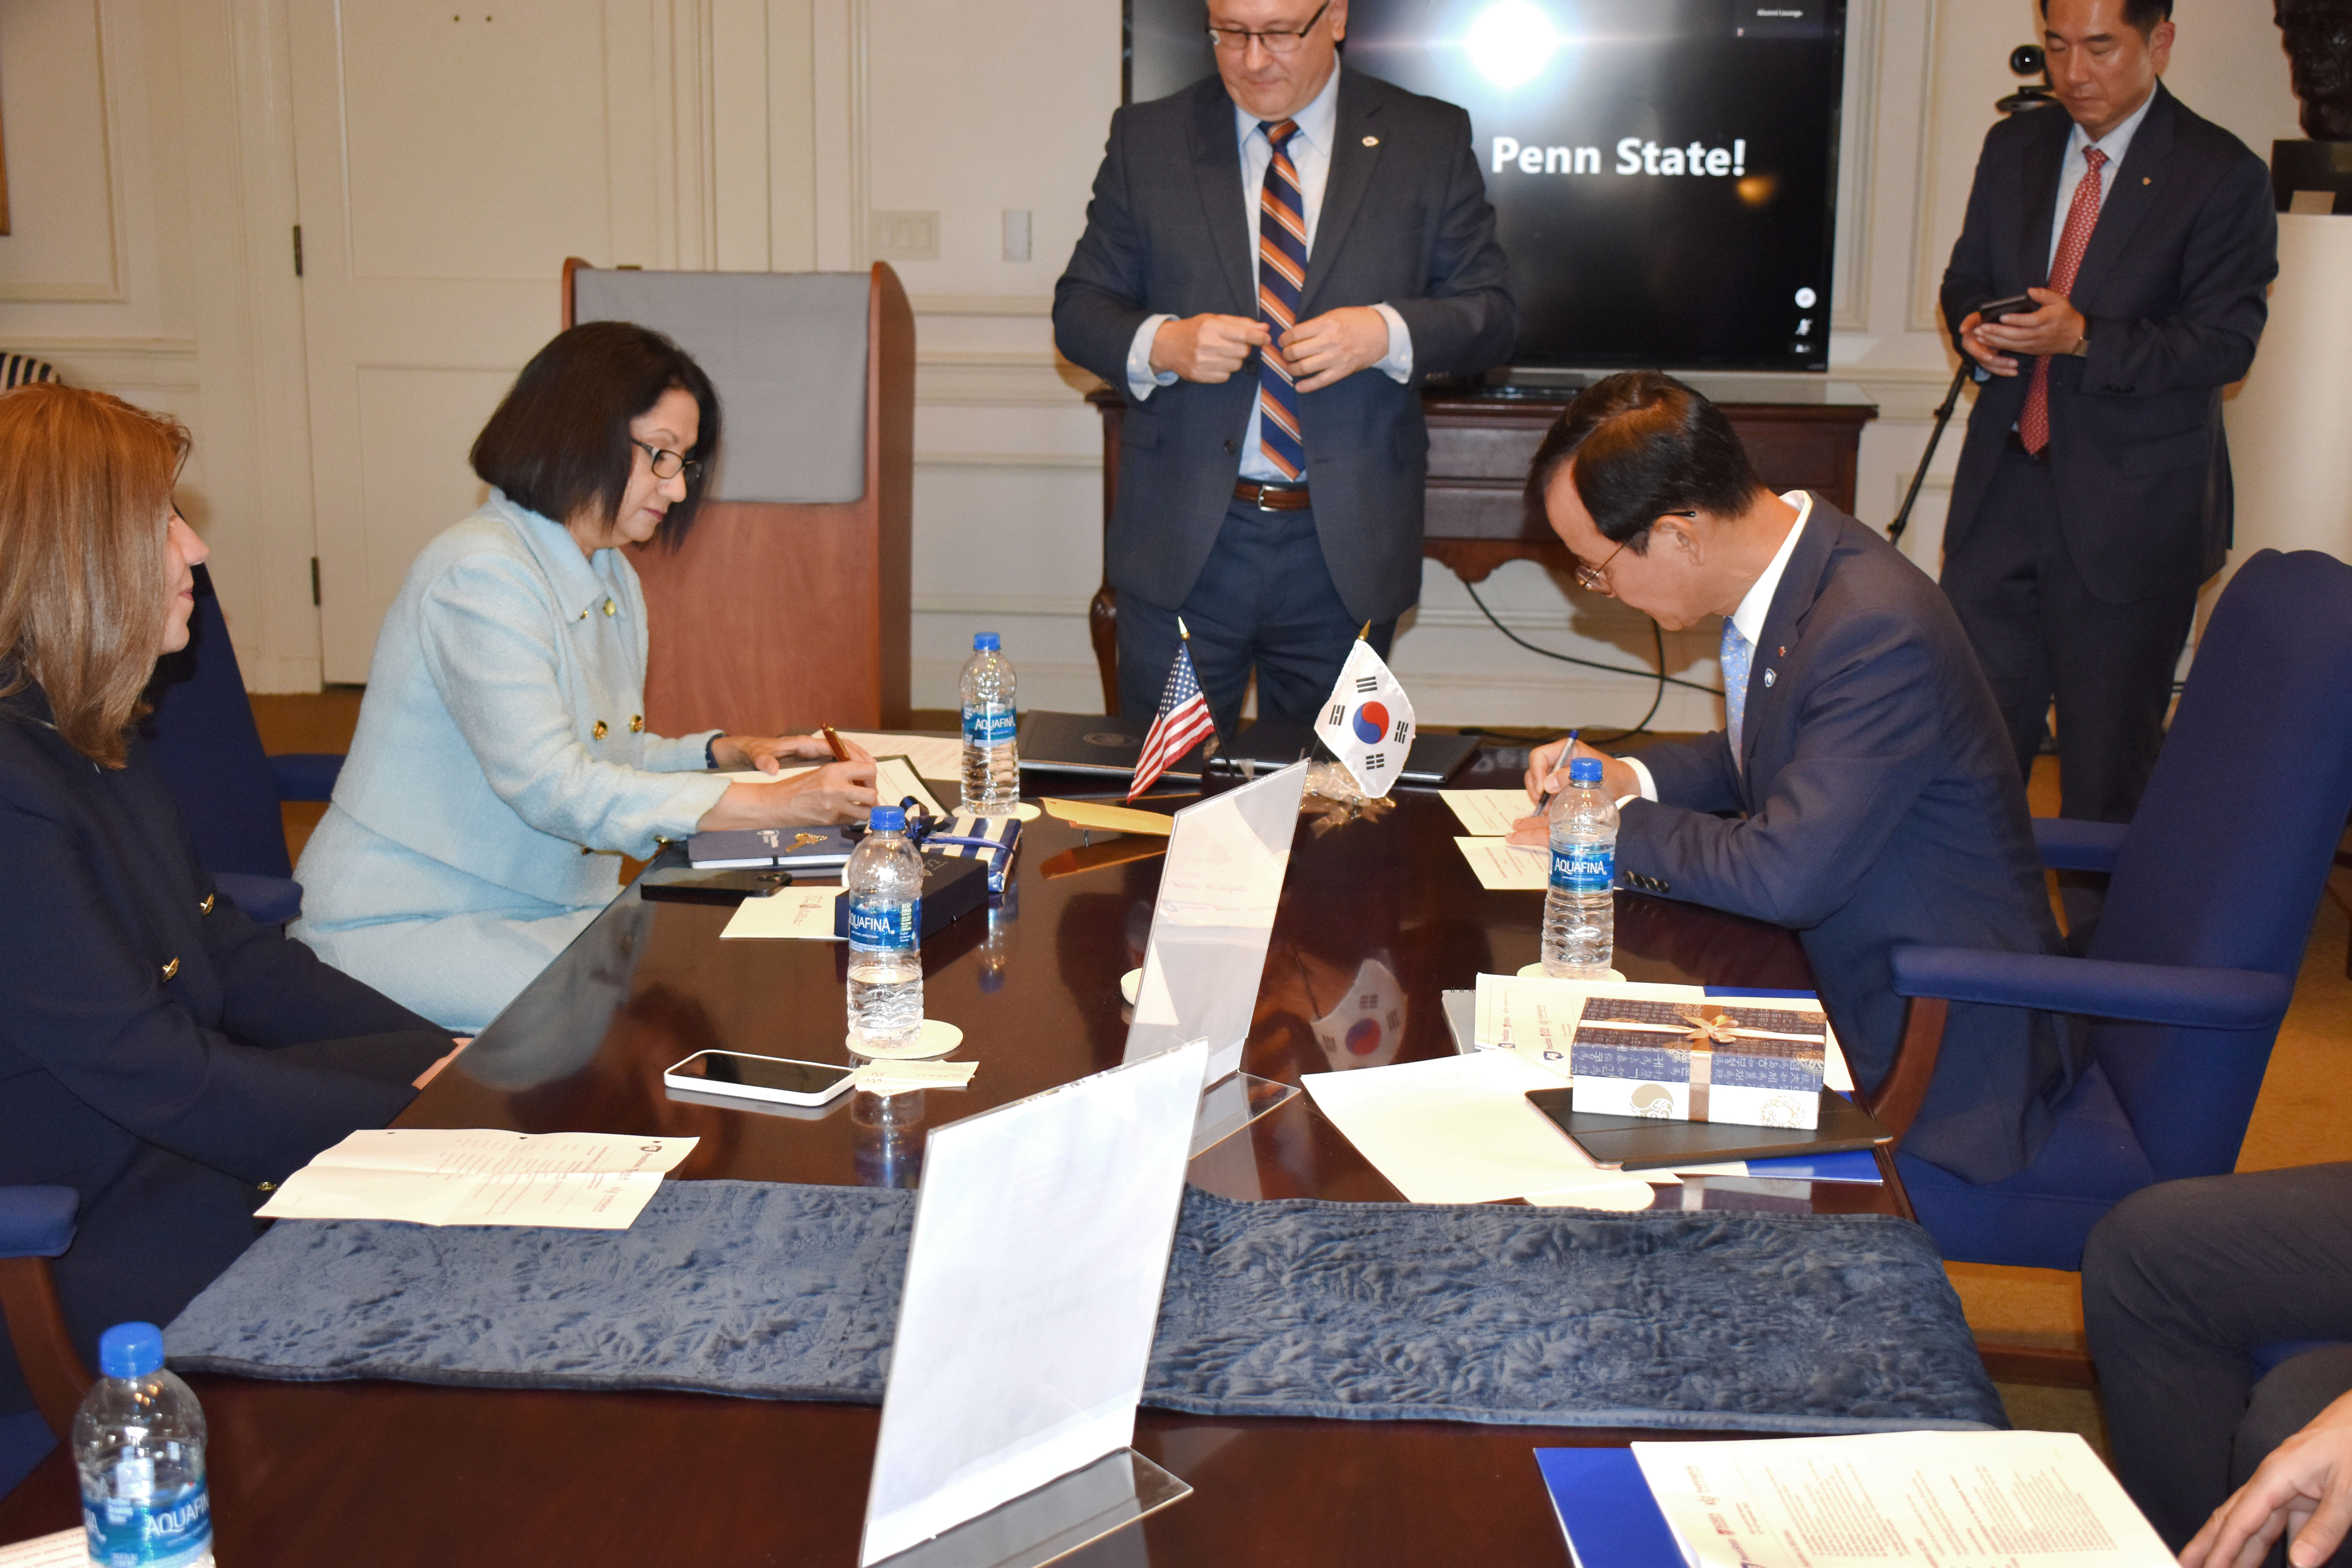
[1363,135,1379,147]
[629,715,644,733]
[160,956,180,982]
[199,893,216,915]
[592,719,609,740]
[603,598,617,616]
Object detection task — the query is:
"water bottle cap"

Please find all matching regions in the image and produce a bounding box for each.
[1567,757,1603,785]
[973,632,1000,651]
[869,805,906,832]
[98,1322,165,1379]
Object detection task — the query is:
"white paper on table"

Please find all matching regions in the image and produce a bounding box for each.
[1300,1050,1655,1205]
[1473,973,1703,1060]
[860,1042,1208,1566]
[726,756,943,818]
[1440,787,1539,838]
[838,731,966,783]
[1456,836,1549,890]
[853,1059,976,1097]
[0,1529,86,1568]
[1633,1430,2174,1568]
[256,1129,697,1229]
[720,886,844,940]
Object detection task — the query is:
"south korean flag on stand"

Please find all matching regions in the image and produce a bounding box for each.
[1314,637,1416,800]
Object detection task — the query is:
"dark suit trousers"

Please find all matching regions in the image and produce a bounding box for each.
[1116,497,1395,739]
[2082,1165,2352,1558]
[1940,444,2196,824]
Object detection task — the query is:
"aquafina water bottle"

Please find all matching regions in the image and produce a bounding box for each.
[1541,755,1619,979]
[74,1322,214,1568]
[959,632,1020,813]
[845,804,925,1052]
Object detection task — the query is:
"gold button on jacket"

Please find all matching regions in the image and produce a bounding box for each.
[592,720,608,740]
[160,956,180,981]
[199,893,216,915]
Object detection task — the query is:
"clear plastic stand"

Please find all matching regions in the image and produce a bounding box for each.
[866,1448,1190,1568]
[1189,1069,1298,1158]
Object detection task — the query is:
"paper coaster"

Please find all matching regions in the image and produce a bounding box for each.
[846,1018,964,1061]
[960,802,1043,822]
[1523,1180,1661,1212]
[1119,967,1143,1006]
[1516,963,1627,982]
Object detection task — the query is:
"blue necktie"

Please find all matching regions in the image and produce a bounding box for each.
[1721,619,1753,769]
[1256,119,1308,481]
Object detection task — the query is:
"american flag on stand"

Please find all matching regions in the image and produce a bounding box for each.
[1129,622,1217,801]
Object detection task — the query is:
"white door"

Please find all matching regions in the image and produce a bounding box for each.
[287,1,692,680]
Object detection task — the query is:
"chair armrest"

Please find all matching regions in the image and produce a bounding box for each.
[1890,945,2292,1029]
[270,752,344,803]
[2031,817,2129,873]
[0,1187,77,1260]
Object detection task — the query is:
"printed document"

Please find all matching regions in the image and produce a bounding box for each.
[1458,836,1550,889]
[722,885,844,940]
[257,1129,697,1230]
[0,1530,85,1568]
[728,755,943,817]
[1442,787,1539,838]
[1633,1430,2174,1568]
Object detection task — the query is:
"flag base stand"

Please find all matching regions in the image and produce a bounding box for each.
[1304,759,1371,804]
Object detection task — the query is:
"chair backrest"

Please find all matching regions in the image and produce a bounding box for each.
[140,565,293,879]
[2091,549,2352,1180]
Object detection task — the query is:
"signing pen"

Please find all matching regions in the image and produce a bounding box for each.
[1534,729,1581,816]
[821,725,851,762]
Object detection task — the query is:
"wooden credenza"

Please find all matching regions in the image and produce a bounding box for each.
[1082,383,1878,707]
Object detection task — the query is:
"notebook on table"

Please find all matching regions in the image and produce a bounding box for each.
[1016,710,1208,782]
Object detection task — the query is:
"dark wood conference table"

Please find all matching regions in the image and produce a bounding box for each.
[1,750,1906,1566]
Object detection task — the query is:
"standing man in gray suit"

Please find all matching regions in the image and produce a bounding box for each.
[1054,0,1516,734]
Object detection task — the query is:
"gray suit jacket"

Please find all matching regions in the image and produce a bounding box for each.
[1940,83,2276,603]
[1613,503,2085,1184]
[1053,69,1515,623]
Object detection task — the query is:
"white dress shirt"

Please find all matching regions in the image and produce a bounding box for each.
[1122,64,1413,483]
[1619,491,1814,804]
[2047,89,2155,273]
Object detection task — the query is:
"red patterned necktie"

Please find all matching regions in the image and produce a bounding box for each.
[1256,118,1308,481]
[2020,145,2107,456]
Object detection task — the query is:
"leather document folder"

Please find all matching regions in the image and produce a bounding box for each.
[1525,1087,1892,1170]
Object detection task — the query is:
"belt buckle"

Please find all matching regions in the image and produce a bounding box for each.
[1255,484,1299,512]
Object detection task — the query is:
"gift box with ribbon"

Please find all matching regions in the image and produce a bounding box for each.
[1568,999,1828,1129]
[917,809,1023,895]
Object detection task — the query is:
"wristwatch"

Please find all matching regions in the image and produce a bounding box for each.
[2068,321,2091,357]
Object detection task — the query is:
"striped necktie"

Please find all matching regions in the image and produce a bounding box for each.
[1256,118,1308,481]
[2020,145,2107,456]
[1721,619,1753,771]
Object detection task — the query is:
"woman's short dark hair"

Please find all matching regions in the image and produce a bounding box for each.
[1521,371,1760,553]
[470,322,720,548]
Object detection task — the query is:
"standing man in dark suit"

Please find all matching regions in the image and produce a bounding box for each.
[1940,0,2275,835]
[1054,0,1515,734]
[1508,374,2083,1184]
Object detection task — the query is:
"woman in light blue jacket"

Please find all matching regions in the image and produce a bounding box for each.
[293,324,875,1031]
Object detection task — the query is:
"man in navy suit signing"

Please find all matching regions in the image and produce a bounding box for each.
[1510,374,2084,1184]
[1940,0,2275,839]
[1054,0,1515,736]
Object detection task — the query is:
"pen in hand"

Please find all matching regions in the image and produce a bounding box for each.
[1535,729,1581,816]
[821,725,851,763]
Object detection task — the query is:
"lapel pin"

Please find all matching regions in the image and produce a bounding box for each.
[1777,645,1787,657]
[1763,668,1777,688]
[1363,135,1379,147]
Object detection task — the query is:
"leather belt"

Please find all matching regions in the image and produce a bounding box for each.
[1234,480,1312,511]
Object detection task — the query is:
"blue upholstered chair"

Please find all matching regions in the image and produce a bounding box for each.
[141,565,343,926]
[1,1186,86,1496]
[1871,551,2352,1297]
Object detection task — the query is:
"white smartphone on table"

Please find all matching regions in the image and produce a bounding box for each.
[662,1050,855,1107]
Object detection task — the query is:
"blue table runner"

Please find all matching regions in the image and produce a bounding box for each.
[168,1182,2003,1434]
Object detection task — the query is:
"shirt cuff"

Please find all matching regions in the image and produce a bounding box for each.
[1372,302,1413,384]
[1619,753,1658,805]
[1126,315,1180,400]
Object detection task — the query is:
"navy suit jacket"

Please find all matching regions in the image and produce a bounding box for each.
[1053,68,1516,624]
[0,685,445,1393]
[1613,504,2085,1183]
[1940,83,2275,603]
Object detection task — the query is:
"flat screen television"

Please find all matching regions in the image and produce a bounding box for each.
[1125,0,1848,375]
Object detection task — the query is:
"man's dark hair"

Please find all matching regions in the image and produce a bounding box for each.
[1522,371,1761,551]
[2037,0,2173,37]
[470,321,721,548]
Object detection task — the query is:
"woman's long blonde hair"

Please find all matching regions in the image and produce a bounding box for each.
[0,384,191,768]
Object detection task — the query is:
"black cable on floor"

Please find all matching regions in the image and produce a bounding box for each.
[1584,621,1671,745]
[1460,577,1720,695]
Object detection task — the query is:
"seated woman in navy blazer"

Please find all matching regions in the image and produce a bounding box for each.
[0,384,461,1403]
[290,323,878,1031]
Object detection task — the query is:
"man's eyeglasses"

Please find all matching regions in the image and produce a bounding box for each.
[1573,511,1696,593]
[1208,0,1330,54]
[635,441,703,484]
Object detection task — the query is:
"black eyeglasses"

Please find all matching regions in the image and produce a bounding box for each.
[1208,0,1330,54]
[1573,511,1696,593]
[635,441,703,484]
